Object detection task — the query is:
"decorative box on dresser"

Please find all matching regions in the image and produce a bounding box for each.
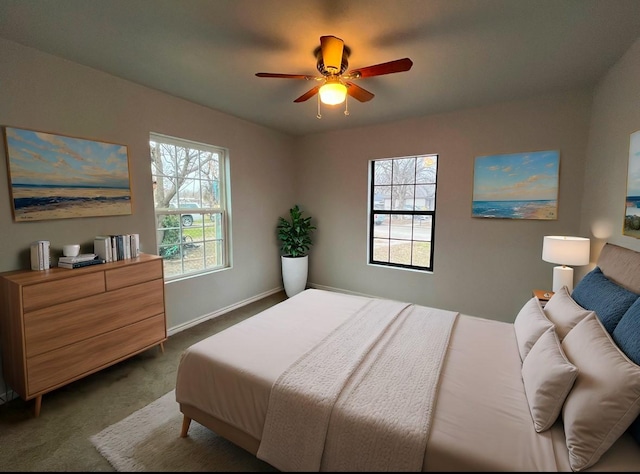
[0,253,167,416]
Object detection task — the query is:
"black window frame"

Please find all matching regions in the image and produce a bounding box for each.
[368,155,438,272]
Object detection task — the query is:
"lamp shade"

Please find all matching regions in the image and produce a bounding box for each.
[319,77,347,105]
[542,236,590,266]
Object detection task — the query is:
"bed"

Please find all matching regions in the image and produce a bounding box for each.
[175,243,640,471]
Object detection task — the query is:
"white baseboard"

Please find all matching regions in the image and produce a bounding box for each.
[167,286,284,336]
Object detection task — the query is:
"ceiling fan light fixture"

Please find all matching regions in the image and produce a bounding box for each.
[319,77,347,105]
[256,35,412,112]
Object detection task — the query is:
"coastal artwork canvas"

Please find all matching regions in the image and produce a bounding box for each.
[624,130,640,238]
[3,127,132,222]
[472,150,559,220]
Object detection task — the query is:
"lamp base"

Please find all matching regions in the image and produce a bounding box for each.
[552,266,574,293]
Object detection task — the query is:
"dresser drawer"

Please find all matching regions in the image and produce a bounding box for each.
[106,259,163,291]
[24,278,165,358]
[26,313,166,396]
[22,272,105,312]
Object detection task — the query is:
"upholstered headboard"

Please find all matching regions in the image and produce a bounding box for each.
[597,243,640,294]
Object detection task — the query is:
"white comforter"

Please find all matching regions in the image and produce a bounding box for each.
[257,297,457,471]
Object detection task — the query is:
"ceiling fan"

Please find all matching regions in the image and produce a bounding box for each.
[256,35,413,117]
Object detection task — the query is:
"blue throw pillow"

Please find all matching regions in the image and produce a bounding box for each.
[613,297,640,364]
[571,267,639,334]
[613,298,640,445]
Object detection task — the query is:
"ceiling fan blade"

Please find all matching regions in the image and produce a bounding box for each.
[256,72,316,80]
[294,85,321,103]
[319,35,344,74]
[345,82,375,102]
[345,58,413,79]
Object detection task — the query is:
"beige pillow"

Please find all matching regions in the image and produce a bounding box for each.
[522,327,577,432]
[514,297,554,361]
[561,313,640,471]
[543,286,592,340]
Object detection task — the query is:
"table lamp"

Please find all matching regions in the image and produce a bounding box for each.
[542,236,590,293]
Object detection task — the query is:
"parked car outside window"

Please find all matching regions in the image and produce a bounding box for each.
[174,202,215,227]
[179,202,201,227]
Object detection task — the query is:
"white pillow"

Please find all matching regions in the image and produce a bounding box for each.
[522,327,577,432]
[561,313,640,471]
[514,297,554,361]
[543,286,593,340]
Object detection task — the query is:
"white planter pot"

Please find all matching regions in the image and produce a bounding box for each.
[281,255,308,298]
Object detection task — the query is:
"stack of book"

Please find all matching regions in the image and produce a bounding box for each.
[58,253,106,269]
[93,234,140,263]
[30,240,51,270]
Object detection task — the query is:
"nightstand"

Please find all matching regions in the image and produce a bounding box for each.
[533,289,554,307]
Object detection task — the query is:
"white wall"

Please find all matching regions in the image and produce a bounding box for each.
[580,37,640,266]
[296,90,594,322]
[0,38,296,330]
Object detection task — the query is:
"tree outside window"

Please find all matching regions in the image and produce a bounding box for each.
[150,133,229,279]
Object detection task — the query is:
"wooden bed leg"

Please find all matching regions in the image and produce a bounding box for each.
[180,415,192,437]
[33,395,42,417]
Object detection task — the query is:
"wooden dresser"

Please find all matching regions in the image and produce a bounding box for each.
[0,253,167,416]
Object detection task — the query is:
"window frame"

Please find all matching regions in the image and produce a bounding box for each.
[368,154,438,272]
[150,132,230,281]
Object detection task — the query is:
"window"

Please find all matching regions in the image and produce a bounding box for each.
[369,154,438,271]
[150,133,229,279]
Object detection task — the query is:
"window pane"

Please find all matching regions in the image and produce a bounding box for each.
[411,241,432,267]
[390,219,410,239]
[374,160,392,185]
[416,155,437,184]
[392,158,416,185]
[200,179,219,207]
[389,240,412,265]
[373,238,389,262]
[413,216,432,241]
[211,213,224,240]
[204,240,224,268]
[391,198,404,211]
[373,214,389,235]
[416,184,436,210]
[373,185,391,210]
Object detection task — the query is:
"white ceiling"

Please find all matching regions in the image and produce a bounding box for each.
[1,0,640,136]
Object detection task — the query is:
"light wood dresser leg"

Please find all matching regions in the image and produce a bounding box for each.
[180,415,192,437]
[159,342,165,354]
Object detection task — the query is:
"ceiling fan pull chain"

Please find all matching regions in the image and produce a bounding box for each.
[317,93,322,119]
[344,94,350,116]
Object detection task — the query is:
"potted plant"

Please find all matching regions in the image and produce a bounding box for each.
[277,204,316,297]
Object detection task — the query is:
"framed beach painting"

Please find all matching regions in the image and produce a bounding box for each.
[3,127,132,222]
[624,130,640,238]
[472,150,560,220]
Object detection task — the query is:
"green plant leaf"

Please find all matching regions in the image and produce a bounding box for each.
[276,204,315,257]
